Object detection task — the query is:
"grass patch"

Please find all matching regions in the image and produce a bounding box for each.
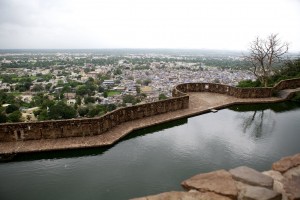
[107,90,121,97]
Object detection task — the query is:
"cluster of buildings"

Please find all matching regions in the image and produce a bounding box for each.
[1,52,255,121]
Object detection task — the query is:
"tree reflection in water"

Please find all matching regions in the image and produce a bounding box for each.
[237,109,276,139]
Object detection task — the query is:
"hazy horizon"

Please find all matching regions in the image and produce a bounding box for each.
[1,0,300,51]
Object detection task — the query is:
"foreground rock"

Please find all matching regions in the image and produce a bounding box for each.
[239,185,282,200]
[284,176,300,200]
[181,169,238,199]
[229,166,273,189]
[132,153,300,200]
[284,165,300,180]
[131,191,232,200]
[272,153,300,173]
[263,170,287,199]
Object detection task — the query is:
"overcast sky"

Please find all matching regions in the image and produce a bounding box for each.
[0,0,299,51]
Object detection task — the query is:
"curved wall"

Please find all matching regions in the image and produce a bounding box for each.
[173,78,300,98]
[173,83,273,98]
[0,96,189,142]
[0,78,299,143]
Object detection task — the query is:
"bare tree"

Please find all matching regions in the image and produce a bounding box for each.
[245,34,289,87]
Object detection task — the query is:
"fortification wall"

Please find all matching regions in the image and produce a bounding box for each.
[1,78,299,143]
[173,82,273,98]
[0,96,189,142]
[273,78,300,91]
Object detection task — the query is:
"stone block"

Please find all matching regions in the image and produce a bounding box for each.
[284,165,300,180]
[181,169,238,199]
[131,191,232,200]
[229,166,273,189]
[284,176,300,200]
[272,153,300,173]
[240,185,282,200]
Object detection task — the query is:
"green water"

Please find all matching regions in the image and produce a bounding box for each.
[1,101,300,200]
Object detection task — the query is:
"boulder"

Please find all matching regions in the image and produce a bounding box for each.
[283,165,300,180]
[240,185,282,200]
[131,191,232,200]
[284,176,300,200]
[263,170,288,199]
[181,169,238,199]
[229,166,273,189]
[263,170,285,182]
[272,153,300,173]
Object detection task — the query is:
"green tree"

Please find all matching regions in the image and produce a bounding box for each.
[103,90,108,98]
[78,106,89,117]
[45,83,52,91]
[114,68,122,75]
[84,96,96,104]
[76,96,82,105]
[107,104,117,111]
[0,91,16,104]
[7,111,22,122]
[98,86,105,93]
[5,104,19,114]
[37,109,49,121]
[48,101,76,119]
[159,93,168,100]
[122,94,139,105]
[31,84,44,92]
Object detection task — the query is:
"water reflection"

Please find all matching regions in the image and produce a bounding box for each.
[230,101,300,139]
[237,110,276,139]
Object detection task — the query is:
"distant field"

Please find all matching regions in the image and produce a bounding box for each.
[108,90,121,97]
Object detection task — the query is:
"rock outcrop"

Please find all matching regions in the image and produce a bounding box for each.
[181,170,238,199]
[272,153,300,173]
[131,153,300,200]
[229,166,273,189]
[131,191,232,200]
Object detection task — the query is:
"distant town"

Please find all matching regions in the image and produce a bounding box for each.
[0,49,256,123]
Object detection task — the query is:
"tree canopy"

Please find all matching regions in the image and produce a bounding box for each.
[245,34,288,87]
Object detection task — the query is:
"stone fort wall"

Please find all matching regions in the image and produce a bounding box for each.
[173,78,300,98]
[0,96,189,142]
[0,78,299,142]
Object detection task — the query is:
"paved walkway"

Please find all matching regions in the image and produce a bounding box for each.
[0,90,298,155]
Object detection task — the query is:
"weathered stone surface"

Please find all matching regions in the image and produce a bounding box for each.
[240,185,282,200]
[284,165,300,180]
[131,191,232,200]
[272,153,300,173]
[262,170,288,199]
[284,176,300,200]
[263,170,285,182]
[181,169,238,198]
[229,166,273,189]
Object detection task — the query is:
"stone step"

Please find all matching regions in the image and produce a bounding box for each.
[181,169,238,199]
[229,166,273,189]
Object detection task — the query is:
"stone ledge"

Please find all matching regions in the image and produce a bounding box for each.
[229,166,273,189]
[272,153,300,173]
